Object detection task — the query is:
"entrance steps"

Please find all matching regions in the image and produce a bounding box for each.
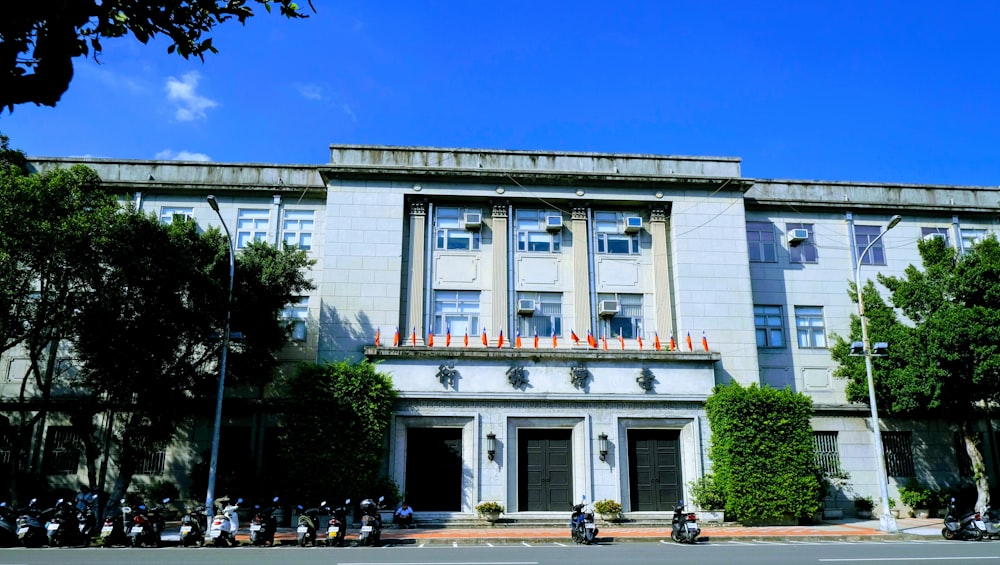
[410,512,674,529]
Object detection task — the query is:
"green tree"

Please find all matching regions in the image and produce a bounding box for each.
[1,0,313,111]
[276,361,397,504]
[705,382,823,523]
[831,235,1000,511]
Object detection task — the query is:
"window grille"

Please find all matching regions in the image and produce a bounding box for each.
[813,431,841,475]
[882,431,915,477]
[136,449,167,475]
[42,427,81,475]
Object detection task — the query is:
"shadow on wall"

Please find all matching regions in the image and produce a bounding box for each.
[318,303,378,361]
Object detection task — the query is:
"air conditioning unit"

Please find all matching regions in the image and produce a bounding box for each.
[464,211,482,230]
[598,300,620,317]
[517,299,536,315]
[545,215,563,232]
[623,216,642,233]
[787,228,809,246]
[923,232,946,242]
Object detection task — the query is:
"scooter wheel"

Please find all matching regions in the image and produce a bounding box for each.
[972,528,984,541]
[942,527,956,540]
[671,530,683,543]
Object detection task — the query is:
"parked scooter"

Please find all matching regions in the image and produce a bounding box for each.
[326,499,351,547]
[179,505,206,547]
[15,498,49,548]
[100,499,131,547]
[128,498,169,547]
[249,496,281,546]
[296,501,327,547]
[671,499,705,544]
[942,497,984,541]
[47,497,95,547]
[357,496,384,547]
[208,497,242,547]
[570,495,598,545]
[0,502,19,548]
[982,505,1000,539]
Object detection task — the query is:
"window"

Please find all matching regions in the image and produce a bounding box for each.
[855,225,888,265]
[794,306,826,348]
[961,228,987,251]
[747,222,777,262]
[787,223,817,263]
[435,207,481,251]
[813,432,841,475]
[159,206,193,224]
[433,290,481,336]
[281,297,309,341]
[516,292,562,338]
[135,448,166,475]
[920,227,950,246]
[515,209,561,253]
[282,209,315,251]
[595,211,640,254]
[754,305,784,348]
[954,432,982,478]
[598,293,642,339]
[42,427,80,474]
[882,431,915,477]
[236,209,269,248]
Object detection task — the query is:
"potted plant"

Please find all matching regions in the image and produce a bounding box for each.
[476,501,504,522]
[688,474,726,523]
[899,479,934,518]
[820,470,851,520]
[593,499,623,522]
[853,496,874,519]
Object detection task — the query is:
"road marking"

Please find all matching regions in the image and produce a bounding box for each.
[520,541,532,547]
[820,558,1000,562]
[337,562,540,565]
[553,542,566,546]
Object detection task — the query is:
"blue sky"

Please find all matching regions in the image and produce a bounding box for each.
[2,1,998,186]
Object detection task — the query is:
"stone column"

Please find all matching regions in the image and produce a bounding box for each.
[649,205,674,340]
[572,205,591,343]
[406,200,427,345]
[491,201,509,345]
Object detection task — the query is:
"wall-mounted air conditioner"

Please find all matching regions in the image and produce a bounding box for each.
[787,229,809,246]
[517,299,536,315]
[545,215,563,232]
[922,232,946,242]
[464,211,482,230]
[624,216,642,233]
[598,300,620,317]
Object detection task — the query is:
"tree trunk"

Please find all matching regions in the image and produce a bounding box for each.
[963,422,990,512]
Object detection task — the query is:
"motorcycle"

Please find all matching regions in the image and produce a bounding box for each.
[671,499,705,544]
[100,499,131,547]
[208,497,242,547]
[128,498,169,547]
[0,502,19,548]
[296,501,327,547]
[570,495,598,545]
[326,499,351,547]
[357,496,384,547]
[982,505,1000,539]
[15,498,49,548]
[47,497,94,547]
[942,497,984,541]
[179,506,206,547]
[249,496,281,546]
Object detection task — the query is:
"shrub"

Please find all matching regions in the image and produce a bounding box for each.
[853,496,874,512]
[476,501,504,514]
[688,474,726,511]
[593,499,623,515]
[898,479,934,509]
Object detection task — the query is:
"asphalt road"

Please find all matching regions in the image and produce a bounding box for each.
[2,539,1000,565]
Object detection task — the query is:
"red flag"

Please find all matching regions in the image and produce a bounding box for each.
[482,329,488,347]
[427,332,434,347]
[464,331,469,348]
[552,329,558,348]
[446,326,451,347]
[411,327,417,347]
[375,328,381,347]
[601,332,608,350]
[670,332,677,351]
[515,331,522,349]
[654,332,661,351]
[534,331,539,349]
[393,327,400,347]
[497,330,505,348]
[686,331,693,351]
[638,335,644,350]
[571,330,580,345]
[587,330,597,348]
[619,331,625,350]
[702,331,709,352]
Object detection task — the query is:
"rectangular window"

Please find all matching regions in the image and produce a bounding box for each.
[787,223,817,263]
[597,293,642,339]
[135,448,167,475]
[954,432,982,478]
[754,305,785,348]
[594,211,640,255]
[961,228,987,251]
[281,297,309,341]
[159,206,193,224]
[883,431,915,477]
[282,209,315,251]
[920,227,950,247]
[433,290,481,337]
[435,207,481,251]
[813,431,841,475]
[236,209,269,249]
[42,427,80,475]
[516,292,562,338]
[515,209,561,253]
[855,225,888,265]
[746,221,777,262]
[794,306,826,348]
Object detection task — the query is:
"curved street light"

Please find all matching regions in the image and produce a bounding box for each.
[855,214,902,533]
[205,194,234,528]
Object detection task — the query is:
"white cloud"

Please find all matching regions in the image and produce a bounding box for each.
[155,149,212,162]
[165,71,218,121]
[297,83,324,101]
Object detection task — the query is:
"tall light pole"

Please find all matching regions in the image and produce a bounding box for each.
[205,194,234,527]
[854,214,902,533]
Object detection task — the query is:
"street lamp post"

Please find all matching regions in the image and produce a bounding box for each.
[854,214,902,533]
[205,194,234,527]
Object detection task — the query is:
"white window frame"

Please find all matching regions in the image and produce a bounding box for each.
[794,306,826,348]
[754,305,785,348]
[747,221,777,262]
[516,292,562,338]
[597,293,642,339]
[921,227,950,246]
[433,290,480,336]
[237,208,270,249]
[594,211,640,255]
[281,297,309,341]
[435,207,481,251]
[515,209,561,253]
[159,206,193,224]
[282,209,315,251]
[961,228,988,252]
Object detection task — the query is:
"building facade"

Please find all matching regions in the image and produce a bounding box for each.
[4,145,999,517]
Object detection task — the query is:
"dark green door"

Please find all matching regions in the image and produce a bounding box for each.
[405,428,462,511]
[518,429,572,511]
[628,429,681,511]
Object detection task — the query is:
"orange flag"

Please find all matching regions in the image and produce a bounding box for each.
[702,331,709,352]
[481,329,488,347]
[552,329,558,348]
[375,328,381,347]
[619,332,625,350]
[427,332,434,347]
[571,330,580,346]
[638,335,644,350]
[534,331,539,349]
[670,332,677,351]
[446,326,451,347]
[411,327,416,346]
[393,327,400,347]
[497,330,505,348]
[601,332,608,350]
[464,331,469,348]
[587,330,597,348]
[654,332,661,351]
[686,331,693,351]
[515,331,522,349]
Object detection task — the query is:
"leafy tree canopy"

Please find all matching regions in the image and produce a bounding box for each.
[0,0,313,112]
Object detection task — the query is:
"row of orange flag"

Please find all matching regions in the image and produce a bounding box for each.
[374,327,711,352]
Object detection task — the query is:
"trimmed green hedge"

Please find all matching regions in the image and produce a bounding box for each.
[705,383,823,523]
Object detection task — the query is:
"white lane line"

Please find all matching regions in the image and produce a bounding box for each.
[820,558,1000,562]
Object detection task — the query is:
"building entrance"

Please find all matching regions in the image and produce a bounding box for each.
[405,428,462,511]
[518,428,572,511]
[628,428,682,511]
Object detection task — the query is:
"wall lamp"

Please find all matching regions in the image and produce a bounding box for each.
[598,433,609,462]
[486,433,497,461]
